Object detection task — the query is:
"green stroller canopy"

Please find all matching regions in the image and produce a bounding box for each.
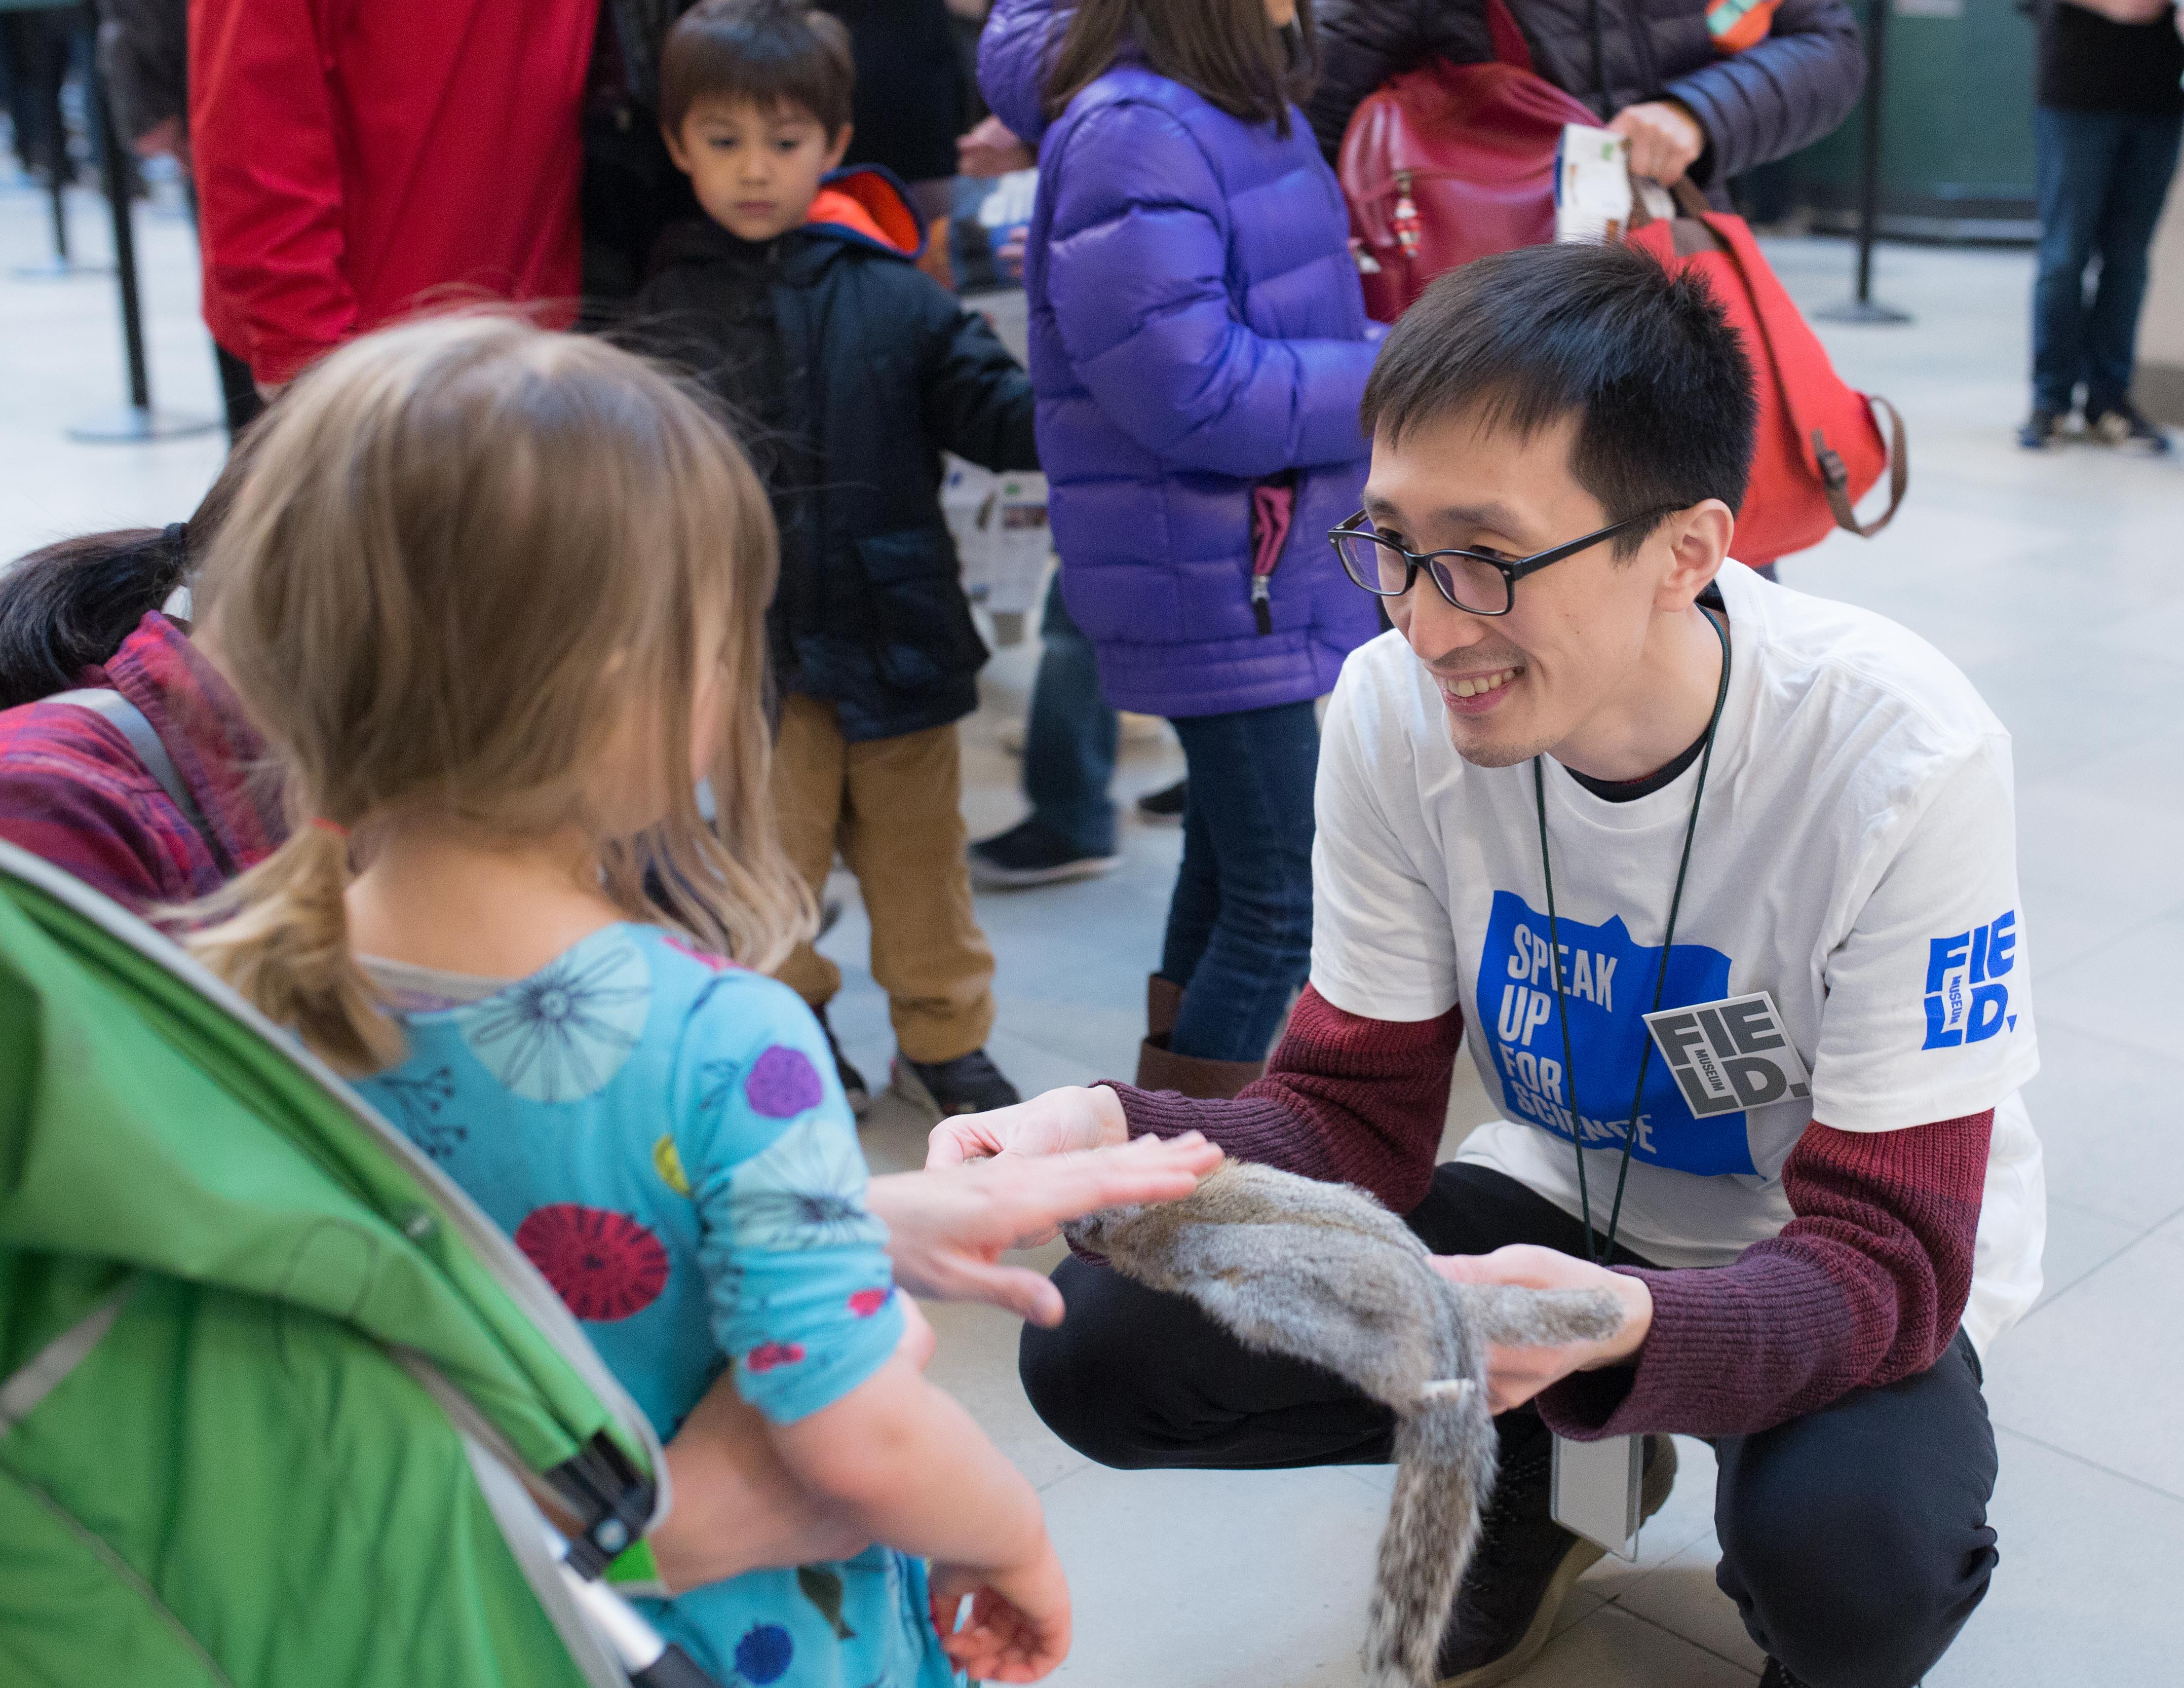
[0,840,682,1688]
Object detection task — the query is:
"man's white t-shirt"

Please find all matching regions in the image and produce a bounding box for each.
[1310,562,2044,1353]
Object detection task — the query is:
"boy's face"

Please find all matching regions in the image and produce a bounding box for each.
[666,98,852,244]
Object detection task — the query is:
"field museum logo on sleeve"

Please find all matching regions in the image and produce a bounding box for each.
[1921,910,2019,1049]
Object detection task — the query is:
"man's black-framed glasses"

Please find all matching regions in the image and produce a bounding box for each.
[1328,506,1679,617]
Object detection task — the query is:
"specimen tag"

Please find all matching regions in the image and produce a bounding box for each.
[1551,1432,1643,1560]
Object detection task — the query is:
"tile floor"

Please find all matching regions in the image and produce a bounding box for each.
[4,175,2180,1686]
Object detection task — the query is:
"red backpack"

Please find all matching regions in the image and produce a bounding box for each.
[1627,182,1906,565]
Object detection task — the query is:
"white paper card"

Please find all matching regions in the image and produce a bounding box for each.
[942,457,1051,616]
[1642,991,1813,1119]
[1555,125,1634,244]
[1551,1432,1643,1560]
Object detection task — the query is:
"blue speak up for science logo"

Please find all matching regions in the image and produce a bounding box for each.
[1476,890,1758,1177]
[1922,910,2019,1049]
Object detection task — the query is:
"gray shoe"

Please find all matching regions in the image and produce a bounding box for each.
[2088,400,2171,455]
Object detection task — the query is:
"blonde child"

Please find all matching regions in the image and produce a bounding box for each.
[185,315,1069,1687]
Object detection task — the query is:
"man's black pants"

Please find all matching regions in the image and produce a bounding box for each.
[1020,1162,2000,1688]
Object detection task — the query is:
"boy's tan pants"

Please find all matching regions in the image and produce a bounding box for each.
[772,693,997,1065]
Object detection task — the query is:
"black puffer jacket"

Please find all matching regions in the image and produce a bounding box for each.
[1307,0,1866,196]
[636,169,1039,743]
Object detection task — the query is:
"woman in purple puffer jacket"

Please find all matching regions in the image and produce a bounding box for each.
[981,0,1382,1096]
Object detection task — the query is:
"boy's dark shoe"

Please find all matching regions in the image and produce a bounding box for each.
[969,818,1120,888]
[893,1049,1022,1117]
[1758,1660,1814,1688]
[815,1005,870,1117]
[2088,400,2172,455]
[1136,778,1187,822]
[1434,1435,1678,1687]
[2016,407,2066,451]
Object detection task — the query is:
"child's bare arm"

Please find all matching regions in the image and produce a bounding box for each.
[769,1349,1043,1566]
[769,1351,1070,1681]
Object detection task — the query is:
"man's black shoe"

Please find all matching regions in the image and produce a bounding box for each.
[969,817,1120,888]
[815,1005,870,1117]
[1758,1660,1815,1688]
[1433,1435,1678,1687]
[893,1048,1021,1117]
[1135,778,1187,822]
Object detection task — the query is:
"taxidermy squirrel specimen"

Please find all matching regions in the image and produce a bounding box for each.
[1064,1158,1626,1688]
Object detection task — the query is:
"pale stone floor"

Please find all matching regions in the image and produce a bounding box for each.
[4,171,2180,1686]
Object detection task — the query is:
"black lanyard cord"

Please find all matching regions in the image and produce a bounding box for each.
[1531,606,1732,1266]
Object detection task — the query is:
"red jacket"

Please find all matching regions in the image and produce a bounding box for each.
[188,0,600,384]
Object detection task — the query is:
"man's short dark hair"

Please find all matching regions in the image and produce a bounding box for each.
[1359,243,1758,554]
[661,0,856,138]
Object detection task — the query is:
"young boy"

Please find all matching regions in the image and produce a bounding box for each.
[638,0,1038,1117]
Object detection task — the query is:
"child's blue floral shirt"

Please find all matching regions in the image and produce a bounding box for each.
[356,922,956,1688]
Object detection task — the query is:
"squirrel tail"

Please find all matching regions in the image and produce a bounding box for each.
[1363,1378,1500,1688]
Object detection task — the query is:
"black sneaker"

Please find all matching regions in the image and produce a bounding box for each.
[815,1005,870,1117]
[1758,1660,1814,1688]
[1135,778,1187,822]
[968,817,1120,889]
[892,1048,1021,1117]
[2088,400,2172,455]
[1434,1435,1678,1687]
[2017,407,2066,451]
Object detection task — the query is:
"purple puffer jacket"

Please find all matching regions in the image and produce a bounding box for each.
[980,0,1383,720]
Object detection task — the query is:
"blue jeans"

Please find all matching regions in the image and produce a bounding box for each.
[1161,700,1320,1063]
[1023,576,1119,855]
[2032,106,2184,417]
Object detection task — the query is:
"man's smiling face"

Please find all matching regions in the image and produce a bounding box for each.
[1363,407,1690,770]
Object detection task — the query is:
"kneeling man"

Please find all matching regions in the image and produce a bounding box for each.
[932,241,2041,1688]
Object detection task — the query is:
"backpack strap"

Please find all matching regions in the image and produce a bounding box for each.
[1815,394,1908,540]
[49,688,227,866]
[1486,0,1536,70]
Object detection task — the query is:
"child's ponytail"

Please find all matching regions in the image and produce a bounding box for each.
[187,817,399,1075]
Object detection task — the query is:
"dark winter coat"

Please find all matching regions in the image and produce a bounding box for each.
[819,0,970,185]
[91,0,187,146]
[1307,0,1866,196]
[636,169,1039,744]
[979,0,1384,721]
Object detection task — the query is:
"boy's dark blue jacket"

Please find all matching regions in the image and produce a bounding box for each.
[636,167,1039,743]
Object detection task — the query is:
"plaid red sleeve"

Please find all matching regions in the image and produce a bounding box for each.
[1538,1110,1994,1439]
[0,708,194,910]
[1101,983,1463,1215]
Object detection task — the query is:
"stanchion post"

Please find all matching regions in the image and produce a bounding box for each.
[1815,0,1911,326]
[64,0,219,443]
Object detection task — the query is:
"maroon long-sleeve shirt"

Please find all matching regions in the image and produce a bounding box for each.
[1106,984,1989,1438]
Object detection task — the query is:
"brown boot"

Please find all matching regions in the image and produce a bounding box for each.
[1146,973,1184,1043]
[1134,976,1263,1098]
[1133,1037,1264,1099]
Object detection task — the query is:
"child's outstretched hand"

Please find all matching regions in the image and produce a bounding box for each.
[929,1538,1071,1682]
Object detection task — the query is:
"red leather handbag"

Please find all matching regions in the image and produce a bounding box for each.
[1337,0,1592,322]
[1338,59,1594,324]
[1625,181,1907,565]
